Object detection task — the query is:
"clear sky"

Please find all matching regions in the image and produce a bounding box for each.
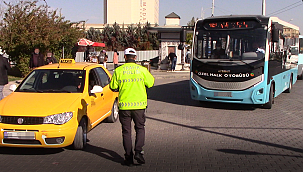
[32,0,303,33]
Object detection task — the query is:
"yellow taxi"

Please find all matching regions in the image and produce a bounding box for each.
[0,59,118,149]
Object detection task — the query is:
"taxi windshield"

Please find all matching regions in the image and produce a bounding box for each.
[17,69,85,93]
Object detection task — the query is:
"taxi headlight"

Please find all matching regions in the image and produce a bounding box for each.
[43,112,73,125]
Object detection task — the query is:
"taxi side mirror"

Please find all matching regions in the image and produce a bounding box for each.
[90,85,103,94]
[9,84,17,91]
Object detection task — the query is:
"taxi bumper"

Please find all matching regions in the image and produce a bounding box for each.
[0,120,78,148]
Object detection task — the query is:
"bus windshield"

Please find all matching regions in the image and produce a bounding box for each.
[194,28,267,61]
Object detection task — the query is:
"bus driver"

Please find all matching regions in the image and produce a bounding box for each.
[212,42,226,58]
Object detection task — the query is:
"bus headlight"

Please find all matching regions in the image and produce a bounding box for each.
[43,112,73,125]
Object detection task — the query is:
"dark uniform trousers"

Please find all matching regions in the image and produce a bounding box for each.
[119,109,146,156]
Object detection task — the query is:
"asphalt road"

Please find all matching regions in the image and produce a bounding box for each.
[1,73,303,172]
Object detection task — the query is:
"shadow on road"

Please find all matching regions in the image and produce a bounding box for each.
[147,116,303,155]
[148,80,257,110]
[0,144,124,164]
[0,147,64,155]
[217,149,303,158]
[83,144,124,164]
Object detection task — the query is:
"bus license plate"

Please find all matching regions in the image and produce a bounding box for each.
[4,131,35,140]
[214,92,232,97]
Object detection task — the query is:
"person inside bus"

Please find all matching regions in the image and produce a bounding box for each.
[212,42,226,58]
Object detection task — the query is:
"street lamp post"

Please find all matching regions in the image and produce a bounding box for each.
[211,0,215,16]
[262,0,266,15]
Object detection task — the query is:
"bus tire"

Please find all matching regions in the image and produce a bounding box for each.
[263,85,274,109]
[284,76,292,93]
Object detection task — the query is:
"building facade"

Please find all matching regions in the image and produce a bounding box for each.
[148,12,189,70]
[104,0,159,25]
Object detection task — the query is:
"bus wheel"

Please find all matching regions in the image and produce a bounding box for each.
[263,85,274,109]
[284,77,292,93]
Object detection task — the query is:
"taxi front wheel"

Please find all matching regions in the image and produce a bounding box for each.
[73,118,87,150]
[105,99,119,123]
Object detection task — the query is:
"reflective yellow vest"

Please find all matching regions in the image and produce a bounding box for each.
[110,62,154,110]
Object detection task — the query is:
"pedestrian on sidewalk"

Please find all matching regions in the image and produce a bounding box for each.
[113,49,119,70]
[29,48,44,69]
[110,48,154,166]
[98,49,106,64]
[0,53,11,100]
[168,51,177,71]
[45,51,57,65]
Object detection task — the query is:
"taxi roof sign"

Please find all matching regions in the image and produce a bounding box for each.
[59,59,75,64]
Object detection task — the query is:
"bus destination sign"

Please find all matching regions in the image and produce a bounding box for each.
[204,21,257,30]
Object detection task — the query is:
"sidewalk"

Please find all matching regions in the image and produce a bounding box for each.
[3,80,21,98]
[106,63,190,79]
[3,63,190,98]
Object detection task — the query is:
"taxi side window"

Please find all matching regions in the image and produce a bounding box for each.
[88,69,101,91]
[95,67,110,88]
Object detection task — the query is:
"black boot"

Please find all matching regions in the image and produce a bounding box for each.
[134,151,145,164]
[124,153,134,166]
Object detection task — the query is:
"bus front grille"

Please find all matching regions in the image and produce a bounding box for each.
[192,74,263,91]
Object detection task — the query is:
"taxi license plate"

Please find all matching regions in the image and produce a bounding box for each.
[214,92,232,97]
[3,131,35,140]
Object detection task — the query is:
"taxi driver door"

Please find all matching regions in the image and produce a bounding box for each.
[87,69,107,127]
[95,67,113,115]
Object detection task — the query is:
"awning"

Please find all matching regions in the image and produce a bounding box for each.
[92,42,105,47]
[78,38,94,46]
[77,38,105,47]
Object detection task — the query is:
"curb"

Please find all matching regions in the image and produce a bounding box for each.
[151,70,190,79]
[3,80,21,98]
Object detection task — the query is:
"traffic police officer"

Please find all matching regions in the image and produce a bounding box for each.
[110,48,154,166]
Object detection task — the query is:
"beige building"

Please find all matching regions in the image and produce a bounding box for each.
[104,0,159,25]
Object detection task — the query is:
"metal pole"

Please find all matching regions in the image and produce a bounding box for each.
[211,0,215,16]
[62,46,65,59]
[262,0,266,16]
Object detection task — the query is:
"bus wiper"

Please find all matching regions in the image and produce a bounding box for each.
[227,58,254,69]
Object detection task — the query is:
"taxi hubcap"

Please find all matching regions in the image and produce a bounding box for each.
[113,102,119,119]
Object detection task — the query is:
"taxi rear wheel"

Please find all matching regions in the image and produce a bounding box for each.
[73,118,87,150]
[105,99,119,123]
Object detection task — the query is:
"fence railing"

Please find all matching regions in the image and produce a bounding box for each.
[75,50,159,62]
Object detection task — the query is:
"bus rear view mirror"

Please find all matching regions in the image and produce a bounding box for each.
[272,29,279,42]
[180,29,187,42]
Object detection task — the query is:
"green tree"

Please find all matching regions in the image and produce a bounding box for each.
[185,17,198,47]
[0,0,83,76]
[86,27,102,42]
[187,17,197,26]
[84,22,159,52]
[125,24,138,49]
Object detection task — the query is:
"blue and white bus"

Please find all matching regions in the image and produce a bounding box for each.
[189,15,300,108]
[297,35,303,79]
